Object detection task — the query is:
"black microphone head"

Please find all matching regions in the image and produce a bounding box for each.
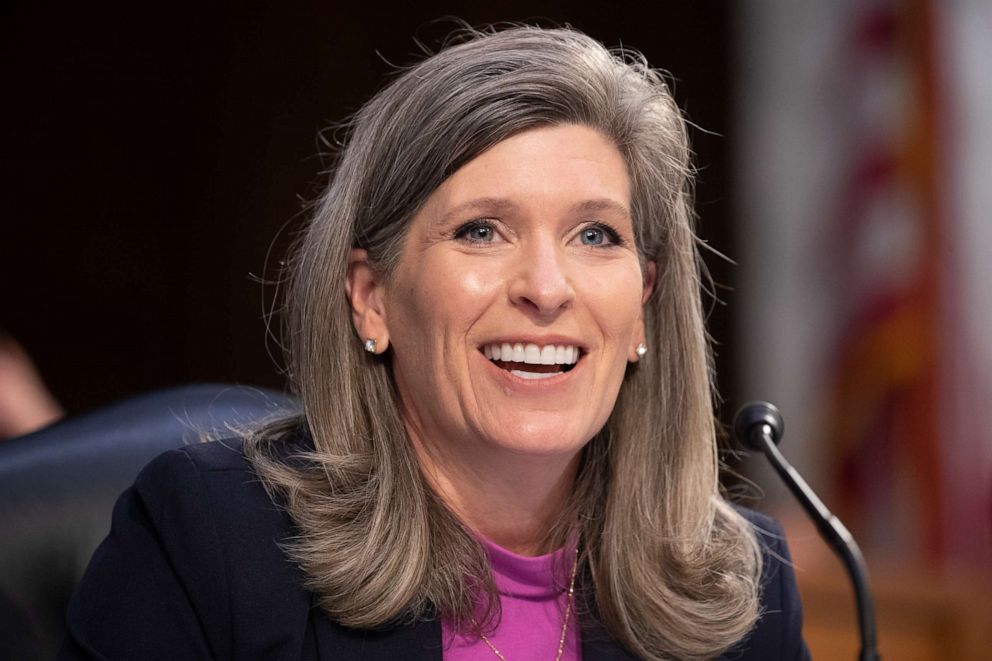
[733,401,785,450]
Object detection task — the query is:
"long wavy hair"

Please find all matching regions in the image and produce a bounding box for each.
[245,25,761,660]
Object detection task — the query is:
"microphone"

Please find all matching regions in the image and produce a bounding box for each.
[734,401,880,661]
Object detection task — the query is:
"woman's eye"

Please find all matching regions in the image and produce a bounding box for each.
[454,221,497,243]
[577,223,622,247]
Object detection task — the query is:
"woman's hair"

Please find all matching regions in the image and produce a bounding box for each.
[245,25,761,660]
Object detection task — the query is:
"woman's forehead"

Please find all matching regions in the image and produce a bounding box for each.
[425,125,631,209]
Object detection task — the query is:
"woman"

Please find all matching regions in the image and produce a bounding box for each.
[61,26,808,660]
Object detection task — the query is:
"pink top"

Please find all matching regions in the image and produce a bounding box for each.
[442,537,582,660]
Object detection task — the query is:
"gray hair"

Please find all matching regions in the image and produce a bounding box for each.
[246,25,760,660]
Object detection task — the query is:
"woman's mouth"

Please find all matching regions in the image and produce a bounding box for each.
[480,342,581,380]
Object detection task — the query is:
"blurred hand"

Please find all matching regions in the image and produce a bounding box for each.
[0,336,63,439]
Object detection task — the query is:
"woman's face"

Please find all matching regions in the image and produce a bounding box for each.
[361,124,653,461]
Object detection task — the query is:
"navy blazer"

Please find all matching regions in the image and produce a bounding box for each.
[60,438,810,660]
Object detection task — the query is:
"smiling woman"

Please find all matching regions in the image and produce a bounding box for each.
[350,124,652,556]
[61,26,809,661]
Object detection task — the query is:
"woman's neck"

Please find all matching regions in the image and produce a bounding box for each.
[408,430,581,556]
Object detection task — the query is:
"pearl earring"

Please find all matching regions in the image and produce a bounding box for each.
[636,343,648,357]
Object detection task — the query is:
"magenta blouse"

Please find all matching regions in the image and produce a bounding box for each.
[442,537,581,660]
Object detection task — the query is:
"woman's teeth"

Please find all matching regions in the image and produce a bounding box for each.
[510,369,559,380]
[481,342,580,366]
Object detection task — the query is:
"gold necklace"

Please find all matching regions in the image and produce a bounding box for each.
[478,548,580,661]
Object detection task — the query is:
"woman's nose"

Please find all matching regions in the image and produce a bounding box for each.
[507,241,575,319]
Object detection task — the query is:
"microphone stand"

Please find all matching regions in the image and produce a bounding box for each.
[735,402,881,661]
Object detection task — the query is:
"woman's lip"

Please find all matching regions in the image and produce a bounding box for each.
[477,337,588,351]
[477,349,584,390]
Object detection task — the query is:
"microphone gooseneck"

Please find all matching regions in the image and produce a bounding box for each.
[734,401,880,661]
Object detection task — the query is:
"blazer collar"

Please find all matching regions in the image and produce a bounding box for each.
[313,612,443,661]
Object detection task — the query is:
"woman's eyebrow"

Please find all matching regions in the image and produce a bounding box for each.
[438,197,518,226]
[431,197,630,233]
[570,198,631,219]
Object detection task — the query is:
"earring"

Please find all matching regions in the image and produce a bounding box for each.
[364,339,377,353]
[636,343,648,357]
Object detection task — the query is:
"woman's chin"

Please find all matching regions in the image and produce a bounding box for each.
[475,417,598,459]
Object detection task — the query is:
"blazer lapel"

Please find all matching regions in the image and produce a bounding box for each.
[579,618,639,661]
[313,610,444,661]
[576,580,638,660]
[581,638,639,660]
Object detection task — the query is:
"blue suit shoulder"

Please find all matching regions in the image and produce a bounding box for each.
[721,506,811,661]
[61,438,313,660]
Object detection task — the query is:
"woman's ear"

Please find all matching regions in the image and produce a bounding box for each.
[345,248,390,354]
[641,260,657,305]
[629,260,657,362]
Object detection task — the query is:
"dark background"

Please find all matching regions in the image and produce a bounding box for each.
[1,3,735,418]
